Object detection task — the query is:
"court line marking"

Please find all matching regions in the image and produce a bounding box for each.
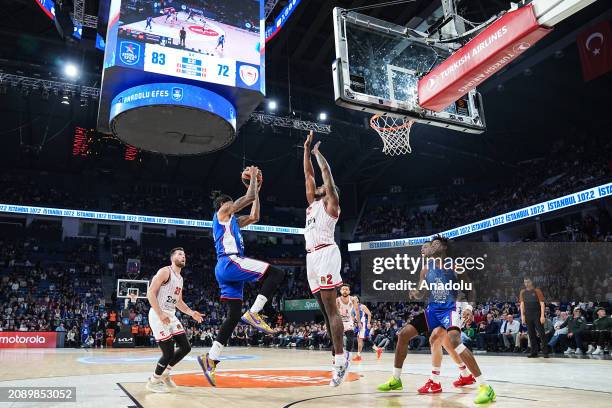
[117,382,144,408]
[282,391,539,407]
[367,370,612,395]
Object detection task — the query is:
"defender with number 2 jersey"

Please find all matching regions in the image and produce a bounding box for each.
[305,199,342,294]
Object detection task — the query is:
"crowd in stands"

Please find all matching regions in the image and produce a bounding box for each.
[1,133,610,356]
[0,170,303,227]
[356,136,612,240]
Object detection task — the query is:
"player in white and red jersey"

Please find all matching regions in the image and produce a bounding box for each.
[303,130,349,387]
[145,247,203,393]
[337,285,360,358]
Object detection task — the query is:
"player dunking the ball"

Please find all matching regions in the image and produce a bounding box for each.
[303,131,350,386]
[198,166,285,386]
[146,248,204,393]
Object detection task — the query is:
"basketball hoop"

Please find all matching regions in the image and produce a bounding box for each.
[124,291,138,310]
[370,114,414,156]
[128,293,138,304]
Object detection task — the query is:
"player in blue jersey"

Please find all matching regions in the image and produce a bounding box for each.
[145,16,153,31]
[419,237,495,403]
[198,166,285,387]
[215,35,225,52]
[378,237,495,404]
[352,299,371,362]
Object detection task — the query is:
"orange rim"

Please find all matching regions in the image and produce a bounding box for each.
[370,114,414,132]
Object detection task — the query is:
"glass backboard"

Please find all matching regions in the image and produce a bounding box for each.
[333,8,486,133]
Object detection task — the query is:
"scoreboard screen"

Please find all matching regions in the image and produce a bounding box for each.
[107,0,263,92]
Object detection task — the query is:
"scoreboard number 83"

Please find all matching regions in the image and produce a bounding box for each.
[151,52,166,65]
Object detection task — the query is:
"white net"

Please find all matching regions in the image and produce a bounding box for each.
[370,115,414,156]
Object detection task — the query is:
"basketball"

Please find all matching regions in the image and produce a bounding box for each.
[241,167,263,188]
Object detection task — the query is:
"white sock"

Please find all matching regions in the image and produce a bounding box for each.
[151,374,161,383]
[430,367,440,383]
[250,294,268,313]
[457,363,469,377]
[163,366,173,376]
[334,353,346,367]
[393,367,402,380]
[209,341,224,361]
[475,374,486,385]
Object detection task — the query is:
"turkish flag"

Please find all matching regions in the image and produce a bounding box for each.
[577,20,612,82]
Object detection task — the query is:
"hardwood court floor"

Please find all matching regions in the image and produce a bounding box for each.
[1,347,610,407]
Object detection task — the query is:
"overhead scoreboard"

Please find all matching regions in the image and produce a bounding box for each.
[98,0,265,155]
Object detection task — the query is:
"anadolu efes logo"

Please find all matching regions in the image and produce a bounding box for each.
[239,65,259,86]
[119,41,141,65]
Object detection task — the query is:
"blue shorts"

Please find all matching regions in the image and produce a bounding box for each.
[425,305,461,331]
[215,255,269,301]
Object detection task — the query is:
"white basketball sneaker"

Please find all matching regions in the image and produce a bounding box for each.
[586,345,595,354]
[146,377,168,393]
[161,372,177,389]
[330,351,351,387]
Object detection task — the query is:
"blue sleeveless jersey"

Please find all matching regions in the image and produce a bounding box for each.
[212,212,244,258]
[426,261,457,310]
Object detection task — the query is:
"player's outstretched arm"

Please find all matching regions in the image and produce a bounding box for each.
[238,191,260,227]
[219,166,259,220]
[147,267,171,324]
[304,131,316,204]
[312,141,339,215]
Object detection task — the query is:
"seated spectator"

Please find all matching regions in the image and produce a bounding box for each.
[409,333,427,351]
[372,323,393,351]
[561,307,587,355]
[499,314,520,351]
[588,307,611,355]
[476,313,500,351]
[548,311,569,353]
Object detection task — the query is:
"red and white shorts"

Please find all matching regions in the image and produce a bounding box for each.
[306,244,343,294]
[148,309,184,342]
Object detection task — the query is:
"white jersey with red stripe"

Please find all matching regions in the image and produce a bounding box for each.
[157,266,183,313]
[338,295,356,331]
[304,199,338,251]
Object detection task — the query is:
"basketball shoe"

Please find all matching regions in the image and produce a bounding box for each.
[197,353,218,386]
[161,372,177,389]
[330,351,350,387]
[453,374,476,387]
[241,311,274,335]
[417,379,442,394]
[377,376,403,391]
[146,376,168,393]
[474,384,496,404]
